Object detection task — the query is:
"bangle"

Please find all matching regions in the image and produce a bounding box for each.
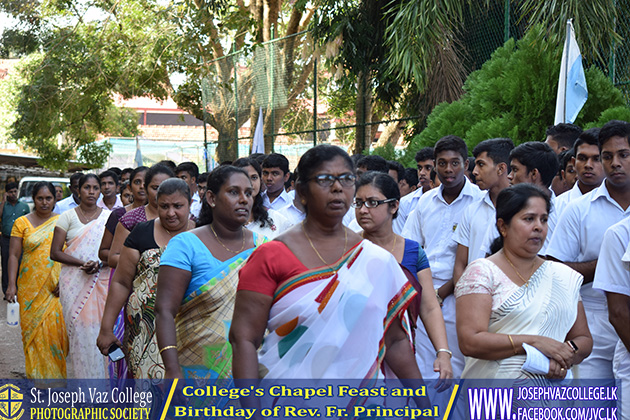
[436,349,452,358]
[508,334,518,355]
[159,345,177,355]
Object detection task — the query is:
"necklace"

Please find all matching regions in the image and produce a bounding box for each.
[503,250,536,287]
[210,224,245,254]
[361,232,397,253]
[301,221,348,267]
[77,206,98,223]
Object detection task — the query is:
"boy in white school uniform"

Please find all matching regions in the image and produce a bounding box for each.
[452,138,513,285]
[402,135,482,378]
[593,218,630,419]
[547,120,630,379]
[554,128,605,216]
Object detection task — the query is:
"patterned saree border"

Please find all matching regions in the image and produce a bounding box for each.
[272,244,363,303]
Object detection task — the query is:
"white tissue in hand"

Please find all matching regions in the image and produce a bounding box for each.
[521,343,573,380]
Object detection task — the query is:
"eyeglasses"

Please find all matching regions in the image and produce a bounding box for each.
[352,198,397,209]
[309,173,356,188]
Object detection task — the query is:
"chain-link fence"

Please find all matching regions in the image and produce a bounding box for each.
[611,0,630,104]
[127,1,629,169]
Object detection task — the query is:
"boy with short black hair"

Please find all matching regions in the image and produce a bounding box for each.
[394,148,434,234]
[453,137,513,287]
[399,168,418,197]
[176,162,200,217]
[97,170,122,210]
[261,153,291,210]
[555,128,605,216]
[547,120,630,380]
[402,135,482,379]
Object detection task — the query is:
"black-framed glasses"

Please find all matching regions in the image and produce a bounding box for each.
[309,173,356,188]
[352,198,397,209]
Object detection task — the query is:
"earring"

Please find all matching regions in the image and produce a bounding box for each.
[210,203,215,208]
[301,199,306,205]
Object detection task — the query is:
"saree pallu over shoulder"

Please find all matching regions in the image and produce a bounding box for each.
[175,234,267,380]
[461,261,583,379]
[125,247,164,379]
[59,211,110,378]
[259,240,417,380]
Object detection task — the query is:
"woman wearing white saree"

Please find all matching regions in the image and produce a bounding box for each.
[230,145,422,381]
[456,184,592,379]
[51,174,111,378]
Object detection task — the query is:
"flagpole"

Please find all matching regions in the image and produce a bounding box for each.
[563,19,571,124]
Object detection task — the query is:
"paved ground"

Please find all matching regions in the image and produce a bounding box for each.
[0,297,26,379]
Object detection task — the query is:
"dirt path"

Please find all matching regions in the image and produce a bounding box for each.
[0,298,26,379]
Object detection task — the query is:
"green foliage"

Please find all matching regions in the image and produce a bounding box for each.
[370,143,397,161]
[404,25,627,163]
[584,106,630,129]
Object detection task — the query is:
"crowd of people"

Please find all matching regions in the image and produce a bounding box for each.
[2,120,630,405]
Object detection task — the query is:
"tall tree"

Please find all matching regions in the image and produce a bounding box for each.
[3,0,319,166]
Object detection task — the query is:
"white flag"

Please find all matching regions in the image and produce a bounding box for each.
[134,137,143,167]
[252,107,265,154]
[554,19,588,125]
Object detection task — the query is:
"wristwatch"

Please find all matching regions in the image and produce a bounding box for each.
[566,340,579,353]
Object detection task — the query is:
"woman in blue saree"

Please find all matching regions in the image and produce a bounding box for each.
[155,166,265,379]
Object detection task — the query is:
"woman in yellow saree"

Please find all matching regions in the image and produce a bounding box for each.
[6,182,68,379]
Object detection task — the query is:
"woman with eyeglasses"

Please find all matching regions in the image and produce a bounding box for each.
[231,145,426,383]
[355,171,453,389]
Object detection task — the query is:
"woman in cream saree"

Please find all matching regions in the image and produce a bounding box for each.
[51,174,111,378]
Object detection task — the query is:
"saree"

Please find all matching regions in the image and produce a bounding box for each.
[59,210,111,378]
[257,240,417,379]
[125,247,164,379]
[459,260,583,379]
[12,215,68,379]
[174,234,267,380]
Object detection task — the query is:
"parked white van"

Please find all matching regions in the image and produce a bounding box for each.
[18,176,71,209]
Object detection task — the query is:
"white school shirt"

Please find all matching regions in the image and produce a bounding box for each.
[593,218,630,298]
[190,191,202,218]
[401,178,482,281]
[547,181,630,310]
[454,190,496,262]
[55,195,79,214]
[554,181,587,218]
[278,201,306,226]
[261,189,292,211]
[394,188,424,235]
[623,242,630,271]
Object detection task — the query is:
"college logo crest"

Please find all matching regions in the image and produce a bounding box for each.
[0,384,24,420]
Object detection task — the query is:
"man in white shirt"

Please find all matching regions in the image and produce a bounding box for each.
[56,173,83,214]
[554,128,605,216]
[593,218,630,417]
[395,148,434,234]
[175,162,201,218]
[545,123,582,196]
[547,119,630,379]
[260,153,292,211]
[279,193,306,226]
[96,170,123,210]
[402,135,482,378]
[453,138,513,285]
